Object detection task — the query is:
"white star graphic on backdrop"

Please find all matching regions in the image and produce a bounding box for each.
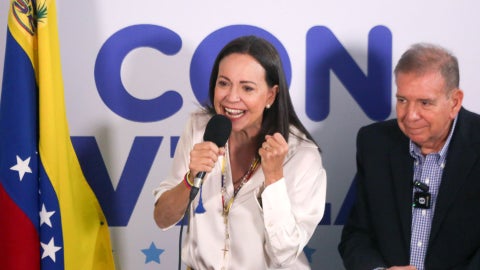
[10,155,32,181]
[39,204,55,228]
[41,237,62,262]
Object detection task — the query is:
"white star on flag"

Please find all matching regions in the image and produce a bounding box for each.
[41,237,62,262]
[10,155,32,181]
[39,204,55,228]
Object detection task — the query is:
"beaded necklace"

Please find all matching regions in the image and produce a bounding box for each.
[220,149,260,259]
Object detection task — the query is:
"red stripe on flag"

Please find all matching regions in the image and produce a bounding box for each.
[0,182,40,270]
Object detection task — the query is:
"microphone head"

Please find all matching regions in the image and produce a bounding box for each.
[203,114,232,147]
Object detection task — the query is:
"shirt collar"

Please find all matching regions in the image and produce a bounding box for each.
[409,116,458,164]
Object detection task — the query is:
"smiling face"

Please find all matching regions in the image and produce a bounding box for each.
[213,53,277,137]
[395,71,463,154]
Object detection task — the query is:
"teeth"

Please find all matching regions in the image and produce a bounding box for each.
[225,108,243,114]
[225,107,244,118]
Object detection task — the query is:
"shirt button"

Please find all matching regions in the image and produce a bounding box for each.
[422,210,426,216]
[417,241,422,247]
[425,178,430,184]
[440,163,445,168]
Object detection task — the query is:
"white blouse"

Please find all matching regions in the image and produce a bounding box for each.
[153,111,327,270]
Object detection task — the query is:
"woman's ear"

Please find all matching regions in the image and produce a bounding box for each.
[267,85,279,107]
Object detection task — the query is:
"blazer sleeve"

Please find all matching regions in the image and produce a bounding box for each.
[453,248,480,270]
[338,126,387,270]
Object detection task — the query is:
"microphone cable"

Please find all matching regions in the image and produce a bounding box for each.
[178,199,192,270]
[178,184,201,270]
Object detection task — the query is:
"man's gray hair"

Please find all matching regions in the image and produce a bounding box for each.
[394,43,459,92]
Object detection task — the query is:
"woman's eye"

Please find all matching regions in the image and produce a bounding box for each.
[217,80,228,87]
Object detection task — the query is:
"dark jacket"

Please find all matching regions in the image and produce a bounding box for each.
[339,107,480,270]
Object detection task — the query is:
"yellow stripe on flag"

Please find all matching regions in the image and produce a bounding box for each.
[9,0,116,269]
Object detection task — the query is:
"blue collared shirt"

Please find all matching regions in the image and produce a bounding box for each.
[408,117,457,269]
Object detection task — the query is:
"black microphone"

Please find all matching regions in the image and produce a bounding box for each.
[190,114,232,201]
[413,180,429,192]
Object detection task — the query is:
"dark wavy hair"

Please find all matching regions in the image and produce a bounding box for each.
[205,35,319,152]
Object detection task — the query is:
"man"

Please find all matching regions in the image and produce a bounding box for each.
[338,43,480,270]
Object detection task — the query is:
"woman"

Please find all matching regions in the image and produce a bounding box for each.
[153,35,326,269]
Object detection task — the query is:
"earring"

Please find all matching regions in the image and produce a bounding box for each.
[266,104,271,109]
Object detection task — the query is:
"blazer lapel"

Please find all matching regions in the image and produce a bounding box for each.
[389,137,414,252]
[429,118,479,242]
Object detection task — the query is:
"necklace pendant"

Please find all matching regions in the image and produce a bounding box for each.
[222,246,229,257]
[223,209,228,224]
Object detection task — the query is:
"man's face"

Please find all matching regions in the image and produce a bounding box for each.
[395,71,463,154]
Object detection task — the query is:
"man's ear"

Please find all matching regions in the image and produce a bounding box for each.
[450,88,464,117]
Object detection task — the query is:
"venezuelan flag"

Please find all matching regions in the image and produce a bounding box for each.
[0,0,115,269]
